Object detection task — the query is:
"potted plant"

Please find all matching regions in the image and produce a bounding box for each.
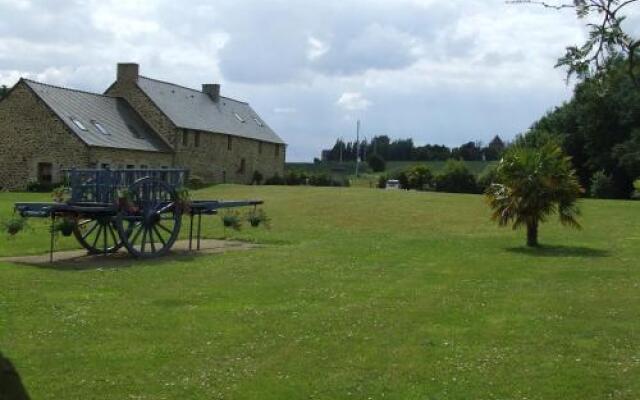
[52,185,70,203]
[3,216,27,236]
[222,210,242,230]
[175,187,192,214]
[247,208,270,228]
[52,217,76,237]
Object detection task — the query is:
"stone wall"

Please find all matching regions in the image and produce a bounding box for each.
[89,147,173,170]
[0,81,90,190]
[175,129,285,184]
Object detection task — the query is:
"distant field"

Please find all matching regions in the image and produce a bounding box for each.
[287,160,495,188]
[287,160,495,176]
[1,186,639,399]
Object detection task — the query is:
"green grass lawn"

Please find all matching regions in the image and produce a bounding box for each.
[1,186,639,399]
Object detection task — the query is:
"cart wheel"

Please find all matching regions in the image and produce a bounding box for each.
[74,216,123,254]
[115,177,182,258]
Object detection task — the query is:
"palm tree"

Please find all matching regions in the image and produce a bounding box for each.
[486,141,583,247]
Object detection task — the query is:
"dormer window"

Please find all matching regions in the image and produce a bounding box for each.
[92,120,109,135]
[70,117,87,131]
[234,113,245,123]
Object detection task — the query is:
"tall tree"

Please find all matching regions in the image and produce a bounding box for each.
[486,139,583,247]
[531,59,640,197]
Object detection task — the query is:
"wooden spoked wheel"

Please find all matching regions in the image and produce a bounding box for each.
[115,177,182,258]
[73,215,123,254]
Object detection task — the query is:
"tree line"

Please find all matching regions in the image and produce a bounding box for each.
[321,135,506,162]
[0,85,8,100]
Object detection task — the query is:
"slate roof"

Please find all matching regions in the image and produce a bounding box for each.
[136,76,285,144]
[24,79,171,153]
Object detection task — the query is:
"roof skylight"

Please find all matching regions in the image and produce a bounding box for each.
[92,120,109,135]
[253,117,264,127]
[234,112,246,123]
[70,117,87,131]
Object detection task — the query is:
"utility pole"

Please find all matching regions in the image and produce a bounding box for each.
[355,120,360,178]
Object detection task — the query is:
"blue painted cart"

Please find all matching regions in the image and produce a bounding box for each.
[14,169,262,260]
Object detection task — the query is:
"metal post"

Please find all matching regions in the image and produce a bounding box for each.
[355,120,360,178]
[189,212,194,251]
[197,212,202,251]
[50,214,55,263]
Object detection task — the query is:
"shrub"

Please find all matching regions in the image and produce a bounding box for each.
[25,180,55,193]
[264,174,285,185]
[377,175,388,189]
[477,164,499,193]
[435,160,478,194]
[251,170,264,185]
[394,171,409,190]
[308,174,332,187]
[367,154,386,172]
[285,171,307,185]
[590,171,617,199]
[186,176,206,190]
[406,165,433,191]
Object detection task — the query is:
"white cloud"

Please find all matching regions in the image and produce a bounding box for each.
[0,0,598,160]
[336,92,372,111]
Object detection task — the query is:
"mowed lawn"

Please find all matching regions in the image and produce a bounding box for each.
[1,185,639,399]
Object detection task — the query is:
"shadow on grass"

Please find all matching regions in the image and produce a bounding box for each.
[506,245,610,258]
[2,240,261,271]
[0,352,30,400]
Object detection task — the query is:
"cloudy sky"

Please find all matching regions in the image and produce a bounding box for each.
[1,0,637,161]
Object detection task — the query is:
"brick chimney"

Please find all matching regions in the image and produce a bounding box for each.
[202,84,220,101]
[117,63,139,82]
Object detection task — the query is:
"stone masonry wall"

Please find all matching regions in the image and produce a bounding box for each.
[89,147,173,170]
[0,82,90,190]
[175,129,285,184]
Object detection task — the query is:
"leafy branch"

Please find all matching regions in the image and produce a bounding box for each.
[508,0,640,86]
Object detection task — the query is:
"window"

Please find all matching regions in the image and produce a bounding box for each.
[92,120,109,135]
[182,130,189,147]
[70,117,87,131]
[238,158,246,174]
[126,164,135,169]
[227,135,232,151]
[234,112,245,123]
[101,163,110,170]
[37,162,53,184]
[274,144,280,157]
[140,165,148,169]
[194,132,200,148]
[253,117,264,127]
[258,141,263,154]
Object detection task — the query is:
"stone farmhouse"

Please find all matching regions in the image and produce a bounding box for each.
[0,63,286,190]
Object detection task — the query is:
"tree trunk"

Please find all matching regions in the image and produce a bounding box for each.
[526,221,539,247]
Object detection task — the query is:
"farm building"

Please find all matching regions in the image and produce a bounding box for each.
[0,63,286,190]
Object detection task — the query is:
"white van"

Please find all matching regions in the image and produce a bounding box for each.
[386,179,400,190]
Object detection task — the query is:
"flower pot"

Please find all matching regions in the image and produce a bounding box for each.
[249,219,261,227]
[61,226,74,236]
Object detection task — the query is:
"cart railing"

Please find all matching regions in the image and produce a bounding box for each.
[64,169,188,204]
